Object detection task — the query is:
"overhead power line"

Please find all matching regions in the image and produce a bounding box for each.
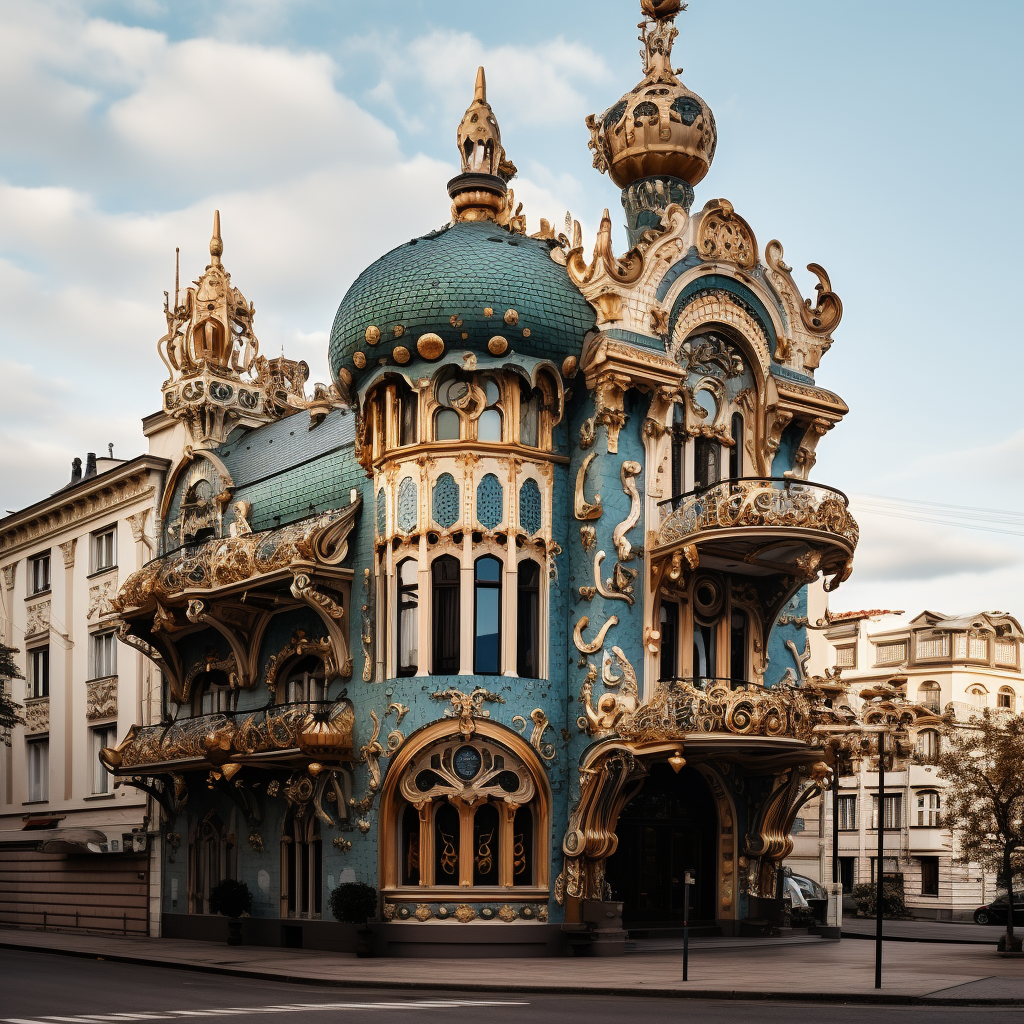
[852,494,1024,538]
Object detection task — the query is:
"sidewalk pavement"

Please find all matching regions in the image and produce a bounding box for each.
[842,917,1008,944]
[1,926,1022,1005]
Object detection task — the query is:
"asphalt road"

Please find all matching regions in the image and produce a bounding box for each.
[1,948,1019,1023]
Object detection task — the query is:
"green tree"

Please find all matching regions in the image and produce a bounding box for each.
[0,642,25,747]
[938,710,1024,952]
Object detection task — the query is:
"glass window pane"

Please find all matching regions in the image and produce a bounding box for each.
[484,379,500,406]
[519,386,539,447]
[397,558,419,676]
[434,802,461,882]
[474,557,501,675]
[516,560,540,678]
[402,804,421,885]
[435,408,460,441]
[432,556,461,673]
[659,601,678,681]
[478,408,501,442]
[472,803,500,885]
[513,805,533,886]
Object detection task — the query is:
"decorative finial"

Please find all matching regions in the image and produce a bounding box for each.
[210,210,223,266]
[474,65,486,103]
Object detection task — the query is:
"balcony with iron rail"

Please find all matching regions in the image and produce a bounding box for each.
[653,476,858,590]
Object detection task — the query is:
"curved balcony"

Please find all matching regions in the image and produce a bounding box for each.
[653,477,858,589]
[99,699,355,775]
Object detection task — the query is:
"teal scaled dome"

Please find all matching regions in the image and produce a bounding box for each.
[329,221,596,386]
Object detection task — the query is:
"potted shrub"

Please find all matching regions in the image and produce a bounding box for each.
[329,881,377,957]
[208,878,253,945]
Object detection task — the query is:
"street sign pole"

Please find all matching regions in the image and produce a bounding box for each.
[683,869,694,982]
[875,731,885,990]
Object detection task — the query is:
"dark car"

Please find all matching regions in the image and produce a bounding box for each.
[974,897,1024,925]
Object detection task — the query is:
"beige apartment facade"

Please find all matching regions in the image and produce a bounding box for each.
[808,609,1022,920]
[0,452,169,936]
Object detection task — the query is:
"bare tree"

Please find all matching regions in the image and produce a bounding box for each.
[0,641,25,746]
[938,710,1024,952]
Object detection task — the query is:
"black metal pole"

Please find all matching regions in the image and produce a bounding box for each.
[875,731,885,990]
[682,875,690,982]
[832,764,840,886]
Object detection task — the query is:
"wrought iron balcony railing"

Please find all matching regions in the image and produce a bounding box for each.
[654,476,859,551]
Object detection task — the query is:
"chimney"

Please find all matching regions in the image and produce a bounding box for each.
[85,453,97,479]
[70,458,82,484]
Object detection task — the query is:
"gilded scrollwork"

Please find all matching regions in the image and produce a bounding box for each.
[697,199,757,269]
[361,568,374,683]
[573,614,619,655]
[573,453,602,521]
[513,709,556,762]
[430,686,507,739]
[765,239,843,337]
[290,572,345,620]
[590,550,636,607]
[264,630,335,698]
[612,461,642,562]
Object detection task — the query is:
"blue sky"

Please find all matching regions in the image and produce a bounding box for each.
[1,0,1022,616]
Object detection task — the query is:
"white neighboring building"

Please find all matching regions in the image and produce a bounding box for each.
[0,451,168,936]
[808,608,1022,921]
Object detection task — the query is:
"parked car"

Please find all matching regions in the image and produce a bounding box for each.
[974,897,1024,925]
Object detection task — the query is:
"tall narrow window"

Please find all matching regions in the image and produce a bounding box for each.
[512,805,534,886]
[478,409,502,442]
[659,601,679,680]
[92,725,117,794]
[432,556,461,673]
[670,428,683,499]
[729,413,743,480]
[474,556,502,675]
[434,802,461,882]
[694,437,720,490]
[285,813,322,919]
[29,648,49,699]
[730,609,747,685]
[399,392,417,447]
[519,382,540,447]
[27,739,49,802]
[30,553,50,595]
[693,622,716,683]
[916,729,939,762]
[284,656,326,706]
[516,559,540,678]
[401,804,421,885]
[93,527,116,572]
[472,803,500,885]
[872,793,902,830]
[837,794,857,830]
[91,632,117,679]
[396,558,419,677]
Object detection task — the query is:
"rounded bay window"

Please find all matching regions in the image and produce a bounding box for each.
[380,721,550,897]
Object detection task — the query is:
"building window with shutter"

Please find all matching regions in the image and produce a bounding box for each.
[30,553,51,595]
[91,632,117,679]
[872,793,902,830]
[837,794,857,831]
[92,526,117,572]
[27,738,49,802]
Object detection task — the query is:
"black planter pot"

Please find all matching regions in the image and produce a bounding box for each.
[355,925,373,958]
[227,919,243,946]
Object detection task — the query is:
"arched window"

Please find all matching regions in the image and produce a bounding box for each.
[517,559,540,678]
[916,790,941,827]
[398,389,417,447]
[729,413,743,480]
[659,601,679,681]
[431,556,460,673]
[692,575,722,683]
[519,381,540,447]
[195,671,234,716]
[188,813,235,914]
[474,555,502,675]
[282,810,322,920]
[434,408,460,441]
[396,558,418,677]
[997,686,1015,711]
[918,680,941,712]
[916,729,939,763]
[694,436,720,490]
[385,728,548,895]
[283,655,327,707]
[970,686,987,708]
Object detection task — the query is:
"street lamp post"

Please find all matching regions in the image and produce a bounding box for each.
[875,728,885,990]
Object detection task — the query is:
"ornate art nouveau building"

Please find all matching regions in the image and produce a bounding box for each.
[100,1,860,954]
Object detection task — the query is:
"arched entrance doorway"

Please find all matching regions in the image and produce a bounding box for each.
[605,763,718,926]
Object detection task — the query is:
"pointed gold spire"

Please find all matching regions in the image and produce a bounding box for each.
[210,209,223,266]
[474,65,486,103]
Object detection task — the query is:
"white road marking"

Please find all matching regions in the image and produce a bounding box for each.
[6,1000,528,1024]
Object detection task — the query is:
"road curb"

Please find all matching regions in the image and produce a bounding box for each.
[841,930,999,947]
[1,938,1021,1007]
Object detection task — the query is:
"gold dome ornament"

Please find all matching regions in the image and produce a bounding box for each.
[586,1,716,192]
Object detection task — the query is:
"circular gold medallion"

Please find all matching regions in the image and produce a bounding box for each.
[365,325,380,344]
[393,345,411,364]
[337,367,353,385]
[392,324,405,339]
[522,328,531,337]
[487,335,508,355]
[562,355,578,378]
[352,351,366,369]
[483,307,494,317]
[416,333,444,360]
[503,308,519,326]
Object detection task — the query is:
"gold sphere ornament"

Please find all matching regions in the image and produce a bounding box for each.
[365,325,380,344]
[483,307,494,317]
[393,345,411,364]
[562,355,578,378]
[392,324,405,339]
[416,333,445,359]
[668,749,686,773]
[487,335,508,355]
[352,351,366,369]
[337,367,353,386]
[503,308,519,326]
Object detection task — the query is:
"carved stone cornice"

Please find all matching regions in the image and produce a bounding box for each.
[0,457,167,560]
